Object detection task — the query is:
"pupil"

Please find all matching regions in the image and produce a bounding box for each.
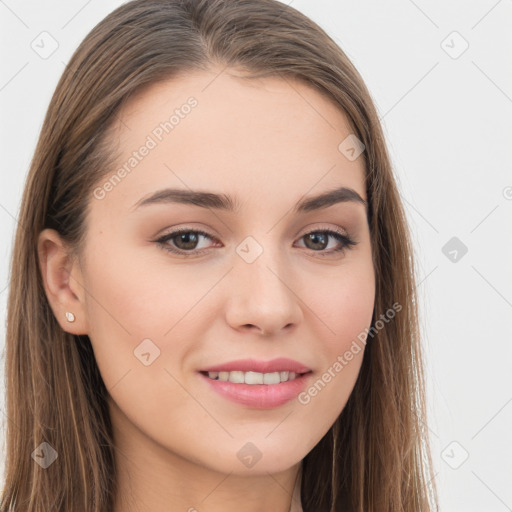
[177,232,198,249]
[306,233,327,250]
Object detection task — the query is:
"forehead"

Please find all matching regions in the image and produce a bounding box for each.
[94,68,366,218]
[117,69,358,142]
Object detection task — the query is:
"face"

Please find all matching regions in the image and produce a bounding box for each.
[42,68,375,477]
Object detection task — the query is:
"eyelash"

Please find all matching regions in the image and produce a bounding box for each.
[155,226,358,258]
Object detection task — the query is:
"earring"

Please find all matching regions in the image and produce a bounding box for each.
[65,311,75,323]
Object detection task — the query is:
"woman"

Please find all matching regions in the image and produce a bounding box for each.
[1,0,439,511]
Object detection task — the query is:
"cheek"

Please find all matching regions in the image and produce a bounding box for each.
[298,259,374,416]
[81,240,220,386]
[295,293,373,435]
[307,255,375,354]
[82,239,201,334]
[328,276,375,350]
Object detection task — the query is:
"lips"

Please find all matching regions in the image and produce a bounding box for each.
[199,370,312,408]
[199,357,312,374]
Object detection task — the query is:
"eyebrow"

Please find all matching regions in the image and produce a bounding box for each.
[131,186,367,215]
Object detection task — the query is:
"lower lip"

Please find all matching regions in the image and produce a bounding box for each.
[199,372,312,409]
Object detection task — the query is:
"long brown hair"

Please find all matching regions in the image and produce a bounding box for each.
[1,1,439,510]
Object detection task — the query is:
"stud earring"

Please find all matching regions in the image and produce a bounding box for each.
[65,311,75,323]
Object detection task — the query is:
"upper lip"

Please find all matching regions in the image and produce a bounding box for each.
[200,357,312,374]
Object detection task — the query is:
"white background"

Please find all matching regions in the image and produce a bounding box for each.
[1,1,511,510]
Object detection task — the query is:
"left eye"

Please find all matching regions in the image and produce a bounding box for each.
[297,230,356,253]
[156,228,357,256]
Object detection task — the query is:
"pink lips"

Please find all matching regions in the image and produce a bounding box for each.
[200,357,311,374]
[198,357,313,409]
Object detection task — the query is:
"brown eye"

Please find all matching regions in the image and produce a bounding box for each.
[155,227,357,257]
[303,232,329,250]
[297,229,357,255]
[156,228,217,255]
[173,232,200,250]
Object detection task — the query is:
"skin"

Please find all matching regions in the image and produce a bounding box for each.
[38,67,376,512]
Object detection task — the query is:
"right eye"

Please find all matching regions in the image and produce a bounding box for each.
[155,228,220,256]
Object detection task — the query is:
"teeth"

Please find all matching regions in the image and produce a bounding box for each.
[227,371,245,383]
[244,371,263,384]
[207,370,300,384]
[263,372,280,385]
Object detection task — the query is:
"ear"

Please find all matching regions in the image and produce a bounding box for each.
[37,228,89,335]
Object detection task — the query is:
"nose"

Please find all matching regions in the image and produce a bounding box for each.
[224,243,304,336]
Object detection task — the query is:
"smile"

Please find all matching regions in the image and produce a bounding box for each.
[202,370,307,385]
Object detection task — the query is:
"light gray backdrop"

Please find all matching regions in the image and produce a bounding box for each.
[1,1,511,510]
